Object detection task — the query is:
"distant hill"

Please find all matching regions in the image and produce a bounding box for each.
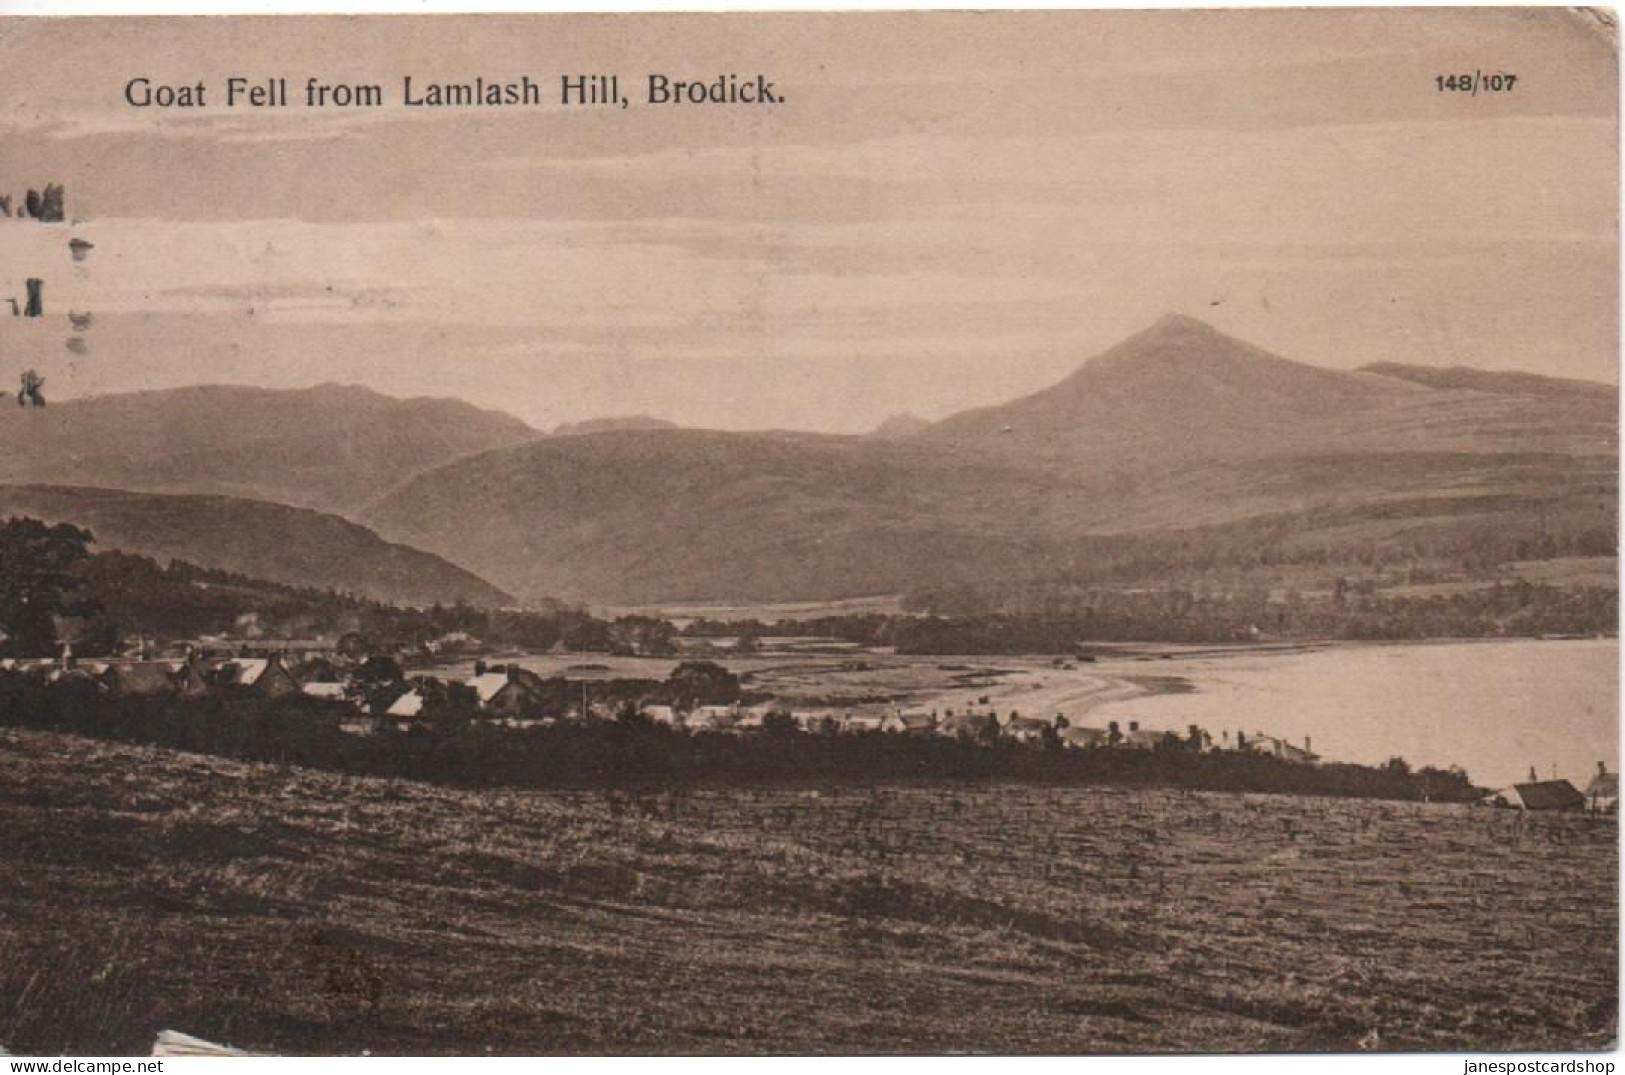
[0,484,512,608]
[360,430,1096,604]
[868,412,931,439]
[1360,362,1619,401]
[4,319,1610,608]
[0,384,540,514]
[921,314,1408,461]
[553,415,679,436]
[922,314,1614,462]
[360,316,1615,605]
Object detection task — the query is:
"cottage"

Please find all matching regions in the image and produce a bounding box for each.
[1110,721,1167,750]
[1481,779,1587,812]
[1585,762,1618,814]
[837,711,886,734]
[384,690,425,721]
[1058,725,1110,749]
[686,704,740,732]
[101,661,184,695]
[640,703,681,727]
[880,709,938,735]
[300,681,349,702]
[793,711,841,735]
[1002,715,1062,745]
[217,656,300,698]
[936,711,999,741]
[1242,731,1321,766]
[174,657,212,696]
[464,670,544,717]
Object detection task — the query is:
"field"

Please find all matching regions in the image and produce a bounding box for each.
[0,727,1616,1056]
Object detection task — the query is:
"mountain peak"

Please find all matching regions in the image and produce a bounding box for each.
[1111,313,1260,362]
[1146,312,1223,336]
[922,315,1411,460]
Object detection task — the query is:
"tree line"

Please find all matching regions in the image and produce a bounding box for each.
[0,671,1479,802]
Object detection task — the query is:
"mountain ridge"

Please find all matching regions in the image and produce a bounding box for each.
[0,383,542,515]
[355,315,1615,603]
[0,316,1611,606]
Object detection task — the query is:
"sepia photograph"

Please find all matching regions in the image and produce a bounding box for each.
[0,7,1617,1058]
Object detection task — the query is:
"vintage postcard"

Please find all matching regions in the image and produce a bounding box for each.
[0,8,1616,1059]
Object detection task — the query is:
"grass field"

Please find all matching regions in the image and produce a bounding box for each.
[0,727,1615,1056]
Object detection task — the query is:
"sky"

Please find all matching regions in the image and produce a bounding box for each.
[0,9,1616,432]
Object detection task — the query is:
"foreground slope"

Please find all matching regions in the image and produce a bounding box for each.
[0,484,511,608]
[0,728,1613,1054]
[0,384,540,514]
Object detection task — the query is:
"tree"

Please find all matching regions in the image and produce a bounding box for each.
[665,660,740,707]
[419,678,480,731]
[0,518,99,657]
[615,699,653,726]
[762,709,799,737]
[346,654,405,715]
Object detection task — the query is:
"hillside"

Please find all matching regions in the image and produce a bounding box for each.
[553,415,679,436]
[4,318,1609,607]
[922,314,1410,461]
[1,727,1614,1054]
[1361,362,1618,401]
[0,384,540,514]
[867,412,932,439]
[361,316,1615,605]
[0,485,511,608]
[923,315,1615,462]
[360,429,1614,605]
[360,430,1094,604]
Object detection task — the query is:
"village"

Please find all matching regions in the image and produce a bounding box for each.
[0,640,1311,753]
[2,636,1615,814]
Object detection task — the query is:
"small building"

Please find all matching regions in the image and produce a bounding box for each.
[1242,731,1321,766]
[837,711,886,734]
[1002,715,1061,745]
[1585,763,1618,814]
[384,690,425,721]
[217,656,301,699]
[880,709,938,735]
[1224,728,1319,764]
[1113,721,1167,750]
[685,704,740,732]
[174,657,212,696]
[640,703,681,727]
[1059,725,1109,750]
[101,661,184,696]
[1481,780,1587,812]
[937,711,998,740]
[733,703,780,732]
[794,711,841,735]
[465,671,544,717]
[300,681,349,702]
